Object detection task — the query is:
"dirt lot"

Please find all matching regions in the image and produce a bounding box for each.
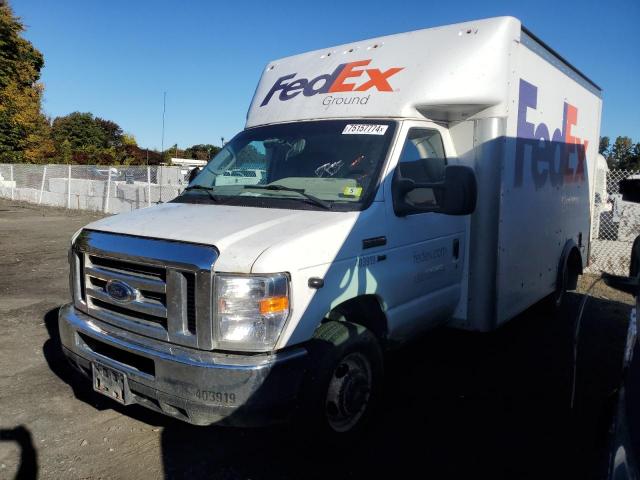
[0,198,635,479]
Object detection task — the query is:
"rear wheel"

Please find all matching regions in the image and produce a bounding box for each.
[552,262,570,308]
[301,321,383,437]
[550,254,580,309]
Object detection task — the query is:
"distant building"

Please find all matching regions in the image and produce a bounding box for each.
[170,158,207,168]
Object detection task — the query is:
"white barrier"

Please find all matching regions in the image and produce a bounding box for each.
[0,163,188,214]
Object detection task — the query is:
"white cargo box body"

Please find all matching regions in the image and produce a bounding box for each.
[248,16,602,331]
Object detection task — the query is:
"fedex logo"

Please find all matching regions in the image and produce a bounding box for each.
[515,79,589,189]
[260,59,403,107]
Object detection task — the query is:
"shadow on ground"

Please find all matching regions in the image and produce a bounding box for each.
[42,308,180,429]
[43,292,631,479]
[0,425,38,480]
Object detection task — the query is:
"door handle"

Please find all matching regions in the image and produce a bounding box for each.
[363,236,387,249]
[453,239,460,260]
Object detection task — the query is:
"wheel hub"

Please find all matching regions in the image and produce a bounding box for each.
[325,352,372,432]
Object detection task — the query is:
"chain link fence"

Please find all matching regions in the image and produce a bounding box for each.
[587,169,640,275]
[2,163,640,275]
[0,163,189,214]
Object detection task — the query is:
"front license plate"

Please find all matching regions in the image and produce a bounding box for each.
[92,362,128,404]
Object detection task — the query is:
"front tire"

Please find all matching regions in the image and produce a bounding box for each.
[301,321,383,437]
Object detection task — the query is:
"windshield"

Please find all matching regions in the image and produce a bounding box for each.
[175,120,397,211]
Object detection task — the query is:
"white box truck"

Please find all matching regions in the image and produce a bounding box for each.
[59,16,602,434]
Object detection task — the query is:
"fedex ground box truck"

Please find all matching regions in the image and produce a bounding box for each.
[59,16,601,434]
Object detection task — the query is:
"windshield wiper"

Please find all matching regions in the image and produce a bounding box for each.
[243,184,332,210]
[183,185,219,202]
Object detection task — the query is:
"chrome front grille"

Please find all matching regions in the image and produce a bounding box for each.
[85,256,169,329]
[71,230,218,349]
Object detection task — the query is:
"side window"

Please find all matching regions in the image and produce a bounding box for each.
[397,128,447,208]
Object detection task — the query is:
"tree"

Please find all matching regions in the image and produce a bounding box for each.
[611,136,635,170]
[121,145,162,165]
[59,139,72,164]
[183,144,220,161]
[161,143,185,163]
[95,117,124,148]
[599,135,640,170]
[0,2,53,162]
[50,112,138,164]
[122,133,137,146]
[599,136,610,156]
[51,112,106,150]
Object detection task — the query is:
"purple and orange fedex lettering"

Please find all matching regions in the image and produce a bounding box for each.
[260,59,403,106]
[328,60,371,93]
[515,79,589,189]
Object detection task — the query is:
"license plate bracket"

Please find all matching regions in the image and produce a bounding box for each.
[92,362,131,405]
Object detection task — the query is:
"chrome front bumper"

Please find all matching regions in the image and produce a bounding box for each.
[58,303,308,426]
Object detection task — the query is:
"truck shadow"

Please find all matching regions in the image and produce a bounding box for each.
[157,291,631,479]
[40,290,630,479]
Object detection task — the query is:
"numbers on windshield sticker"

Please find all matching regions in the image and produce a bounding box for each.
[342,185,363,198]
[342,124,388,135]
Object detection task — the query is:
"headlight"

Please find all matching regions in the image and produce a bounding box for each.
[215,273,290,351]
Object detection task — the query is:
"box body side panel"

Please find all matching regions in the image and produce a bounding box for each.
[495,40,602,324]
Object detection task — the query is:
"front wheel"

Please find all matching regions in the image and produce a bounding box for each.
[301,321,383,437]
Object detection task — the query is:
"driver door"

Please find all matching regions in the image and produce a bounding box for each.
[382,121,467,342]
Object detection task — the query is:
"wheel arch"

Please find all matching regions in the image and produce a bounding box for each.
[322,294,389,345]
[559,239,583,291]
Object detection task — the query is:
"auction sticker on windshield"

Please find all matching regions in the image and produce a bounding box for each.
[342,124,388,135]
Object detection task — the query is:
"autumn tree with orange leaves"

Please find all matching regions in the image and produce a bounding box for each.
[0,1,54,163]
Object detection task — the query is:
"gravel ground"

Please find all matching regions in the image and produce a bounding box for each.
[0,198,634,479]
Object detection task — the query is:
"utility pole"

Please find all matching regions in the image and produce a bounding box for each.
[161,91,166,161]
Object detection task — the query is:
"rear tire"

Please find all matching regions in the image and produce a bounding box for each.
[549,256,580,309]
[300,321,383,439]
[552,262,569,308]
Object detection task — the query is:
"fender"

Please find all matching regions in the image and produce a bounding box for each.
[324,294,389,343]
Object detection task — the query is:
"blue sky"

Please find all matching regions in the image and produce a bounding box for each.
[12,0,640,150]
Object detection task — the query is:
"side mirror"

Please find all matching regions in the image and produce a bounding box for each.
[392,165,477,217]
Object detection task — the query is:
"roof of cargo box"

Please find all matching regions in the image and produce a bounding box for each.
[245,16,601,128]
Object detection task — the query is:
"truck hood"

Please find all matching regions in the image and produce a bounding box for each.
[84,202,358,272]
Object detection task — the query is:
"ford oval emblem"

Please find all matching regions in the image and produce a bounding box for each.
[105,279,136,303]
